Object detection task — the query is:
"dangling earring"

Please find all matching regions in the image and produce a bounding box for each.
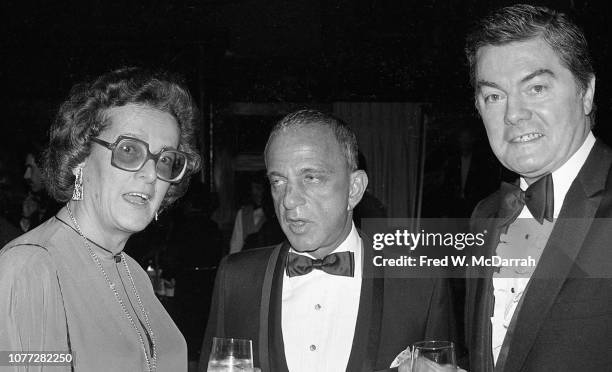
[72,167,83,201]
[154,211,159,221]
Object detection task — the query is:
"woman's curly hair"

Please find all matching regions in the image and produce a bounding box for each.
[43,67,201,209]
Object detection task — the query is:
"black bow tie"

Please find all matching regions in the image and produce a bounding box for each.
[499,173,554,226]
[286,251,355,277]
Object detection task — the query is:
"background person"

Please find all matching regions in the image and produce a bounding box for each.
[0,152,21,246]
[229,173,284,254]
[0,67,201,371]
[19,149,60,232]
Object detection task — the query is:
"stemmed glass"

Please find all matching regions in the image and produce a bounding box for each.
[411,341,457,372]
[207,337,254,371]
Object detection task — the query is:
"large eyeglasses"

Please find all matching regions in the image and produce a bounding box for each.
[91,135,190,183]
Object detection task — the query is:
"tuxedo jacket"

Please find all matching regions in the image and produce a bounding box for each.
[199,232,456,372]
[466,140,612,372]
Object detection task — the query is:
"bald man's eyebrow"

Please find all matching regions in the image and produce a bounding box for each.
[476,80,502,91]
[267,171,284,178]
[521,68,555,83]
[298,167,333,176]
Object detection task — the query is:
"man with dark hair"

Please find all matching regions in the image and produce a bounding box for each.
[465,4,612,371]
[199,110,455,371]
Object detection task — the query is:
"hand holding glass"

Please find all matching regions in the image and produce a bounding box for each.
[411,341,457,372]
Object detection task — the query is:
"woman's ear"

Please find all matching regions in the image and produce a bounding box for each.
[72,161,87,177]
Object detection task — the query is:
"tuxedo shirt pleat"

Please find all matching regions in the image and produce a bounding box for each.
[491,218,554,363]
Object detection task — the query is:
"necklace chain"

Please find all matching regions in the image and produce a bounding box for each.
[66,204,157,371]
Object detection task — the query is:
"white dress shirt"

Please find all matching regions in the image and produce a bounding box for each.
[491,132,596,363]
[282,223,362,372]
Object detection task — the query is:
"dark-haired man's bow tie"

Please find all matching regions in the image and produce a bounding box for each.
[499,173,554,226]
[286,251,355,277]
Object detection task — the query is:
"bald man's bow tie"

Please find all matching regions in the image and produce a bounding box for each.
[286,251,354,277]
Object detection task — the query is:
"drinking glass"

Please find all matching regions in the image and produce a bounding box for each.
[207,337,254,372]
[411,341,457,372]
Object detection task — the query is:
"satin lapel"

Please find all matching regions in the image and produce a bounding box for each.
[346,233,384,372]
[468,214,499,372]
[260,241,290,372]
[500,142,612,372]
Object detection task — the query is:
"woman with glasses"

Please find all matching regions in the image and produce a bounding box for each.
[0,68,201,371]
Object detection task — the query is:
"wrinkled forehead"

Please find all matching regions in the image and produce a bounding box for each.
[100,104,181,147]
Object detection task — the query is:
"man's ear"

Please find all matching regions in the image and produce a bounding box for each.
[582,74,596,115]
[348,170,368,211]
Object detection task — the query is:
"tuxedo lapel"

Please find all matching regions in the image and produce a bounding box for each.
[260,242,290,372]
[499,142,612,372]
[346,233,384,372]
[468,213,499,372]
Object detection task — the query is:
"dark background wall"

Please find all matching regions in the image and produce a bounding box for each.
[3,0,611,153]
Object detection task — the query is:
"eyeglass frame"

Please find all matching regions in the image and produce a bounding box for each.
[90,135,190,183]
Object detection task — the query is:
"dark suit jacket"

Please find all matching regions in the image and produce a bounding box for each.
[466,140,612,372]
[199,232,456,372]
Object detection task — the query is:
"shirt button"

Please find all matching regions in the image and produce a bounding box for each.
[309,344,317,351]
[314,304,322,310]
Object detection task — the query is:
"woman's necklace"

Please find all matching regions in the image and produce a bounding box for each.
[65,204,157,371]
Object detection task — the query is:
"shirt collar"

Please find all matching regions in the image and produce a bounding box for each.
[520,131,596,217]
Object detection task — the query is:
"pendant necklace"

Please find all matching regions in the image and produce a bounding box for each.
[66,204,157,371]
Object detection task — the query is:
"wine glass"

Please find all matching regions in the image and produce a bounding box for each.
[207,337,254,371]
[411,341,457,372]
